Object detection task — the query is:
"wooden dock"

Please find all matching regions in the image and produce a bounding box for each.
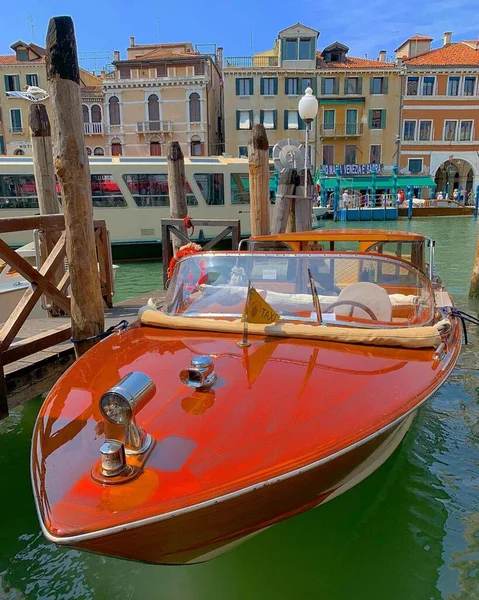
[4,290,166,412]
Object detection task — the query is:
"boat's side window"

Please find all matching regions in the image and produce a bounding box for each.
[366,241,425,272]
[231,173,250,204]
[0,174,39,209]
[194,173,224,205]
[122,174,198,207]
[91,175,127,208]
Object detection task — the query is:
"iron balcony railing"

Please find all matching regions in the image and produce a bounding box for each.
[136,121,172,133]
[223,56,279,68]
[84,123,104,135]
[320,123,363,137]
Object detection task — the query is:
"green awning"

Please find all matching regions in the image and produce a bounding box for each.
[397,176,435,188]
[321,176,394,190]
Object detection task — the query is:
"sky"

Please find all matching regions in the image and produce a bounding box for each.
[1,0,479,68]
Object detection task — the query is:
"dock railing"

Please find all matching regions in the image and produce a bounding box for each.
[0,214,114,417]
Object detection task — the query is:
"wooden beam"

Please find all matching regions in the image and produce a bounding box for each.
[0,286,44,351]
[202,227,233,250]
[167,141,188,253]
[0,215,106,234]
[47,16,105,357]
[3,324,72,365]
[248,124,270,236]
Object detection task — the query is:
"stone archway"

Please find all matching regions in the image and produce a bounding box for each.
[435,157,474,201]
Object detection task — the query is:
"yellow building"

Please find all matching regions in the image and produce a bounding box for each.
[223,23,401,191]
[102,38,223,157]
[0,40,105,156]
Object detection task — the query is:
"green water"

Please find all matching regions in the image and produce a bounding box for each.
[1,217,479,600]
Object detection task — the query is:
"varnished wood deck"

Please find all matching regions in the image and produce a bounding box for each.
[4,291,166,411]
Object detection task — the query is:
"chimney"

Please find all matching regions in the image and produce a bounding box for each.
[100,70,106,79]
[113,50,120,62]
[378,50,387,62]
[443,31,452,46]
[216,47,223,70]
[129,36,135,47]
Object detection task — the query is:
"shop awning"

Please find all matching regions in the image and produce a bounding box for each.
[321,176,394,190]
[396,176,436,188]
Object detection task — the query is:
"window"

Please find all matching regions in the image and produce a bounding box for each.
[460,120,473,141]
[448,77,460,96]
[285,77,299,95]
[237,110,252,130]
[231,173,250,204]
[419,120,432,141]
[285,39,297,60]
[194,173,224,205]
[0,174,39,209]
[108,97,120,125]
[286,110,298,129]
[236,78,253,95]
[4,75,20,92]
[422,77,435,95]
[300,78,312,94]
[323,77,335,94]
[123,174,197,207]
[157,64,167,77]
[403,120,416,141]
[93,147,104,156]
[26,73,38,87]
[119,67,131,79]
[148,94,160,124]
[9,109,22,133]
[464,77,476,96]
[323,109,335,130]
[299,38,312,60]
[261,77,277,95]
[444,120,457,141]
[150,141,161,156]
[322,145,334,165]
[268,146,274,159]
[370,145,381,164]
[406,76,419,95]
[190,136,203,156]
[238,146,248,158]
[189,92,201,123]
[82,104,89,124]
[90,175,127,207]
[111,140,122,156]
[371,77,387,94]
[345,145,357,165]
[408,159,423,174]
[261,110,276,129]
[91,104,102,123]
[346,109,358,135]
[16,49,28,61]
[194,62,205,75]
[370,109,385,130]
[346,77,359,94]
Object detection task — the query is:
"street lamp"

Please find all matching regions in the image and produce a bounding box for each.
[298,87,319,199]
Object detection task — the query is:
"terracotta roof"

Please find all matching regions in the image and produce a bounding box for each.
[404,42,479,66]
[81,86,102,93]
[316,52,395,69]
[0,54,44,65]
[139,47,199,59]
[408,35,433,41]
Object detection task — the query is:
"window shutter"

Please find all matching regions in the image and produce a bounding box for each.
[273,77,278,95]
[249,110,253,129]
[260,78,264,95]
[296,77,300,94]
[14,75,20,91]
[281,38,286,61]
[285,78,288,94]
[3,75,9,91]
[236,79,240,95]
[273,110,277,129]
[370,78,374,94]
[357,77,363,95]
[236,110,240,130]
[344,78,348,94]
[333,77,339,94]
[298,112,305,130]
[260,110,264,125]
[284,110,289,129]
[310,77,317,95]
[310,37,316,60]
[249,78,254,94]
[368,110,373,129]
[383,77,389,94]
[0,135,4,155]
[321,78,326,95]
[381,110,386,129]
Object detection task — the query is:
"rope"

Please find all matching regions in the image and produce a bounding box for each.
[71,320,129,344]
[443,307,479,345]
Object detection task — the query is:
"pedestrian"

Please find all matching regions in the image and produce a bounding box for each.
[342,189,350,207]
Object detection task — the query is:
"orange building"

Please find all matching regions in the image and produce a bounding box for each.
[399,33,479,200]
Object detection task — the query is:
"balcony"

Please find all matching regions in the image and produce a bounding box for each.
[223,56,279,68]
[320,123,363,137]
[9,127,24,135]
[84,122,104,135]
[136,121,172,133]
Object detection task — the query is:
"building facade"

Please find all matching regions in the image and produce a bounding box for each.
[223,23,401,188]
[399,33,479,199]
[102,39,223,157]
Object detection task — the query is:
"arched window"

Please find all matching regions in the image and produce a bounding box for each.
[148,94,160,127]
[189,92,200,123]
[86,147,92,156]
[111,138,122,156]
[91,104,102,123]
[93,147,104,156]
[82,104,89,123]
[190,135,203,156]
[109,96,120,125]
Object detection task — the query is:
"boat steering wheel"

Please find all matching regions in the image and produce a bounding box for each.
[323,300,378,321]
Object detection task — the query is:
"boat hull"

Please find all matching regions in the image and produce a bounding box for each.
[62,413,414,565]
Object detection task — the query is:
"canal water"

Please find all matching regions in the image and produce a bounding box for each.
[1,217,478,600]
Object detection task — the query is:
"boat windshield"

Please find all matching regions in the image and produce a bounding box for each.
[163,252,435,327]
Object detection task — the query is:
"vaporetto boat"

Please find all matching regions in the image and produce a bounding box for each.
[0,156,327,259]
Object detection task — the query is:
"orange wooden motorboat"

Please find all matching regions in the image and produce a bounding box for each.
[31,230,462,565]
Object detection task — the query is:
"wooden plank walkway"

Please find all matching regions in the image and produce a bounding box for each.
[4,290,166,411]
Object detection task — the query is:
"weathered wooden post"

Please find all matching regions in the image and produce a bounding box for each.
[167,141,188,253]
[271,170,298,234]
[46,16,104,357]
[248,124,270,236]
[469,186,479,298]
[295,169,313,232]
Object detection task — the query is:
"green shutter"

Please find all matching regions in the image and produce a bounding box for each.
[4,75,9,91]
[236,79,240,95]
[273,109,277,129]
[260,110,264,125]
[249,110,253,129]
[281,38,287,61]
[321,78,326,94]
[13,75,20,91]
[383,77,389,94]
[273,77,278,95]
[285,78,288,94]
[284,110,288,129]
[310,37,316,60]
[370,78,374,94]
[260,78,264,95]
[357,77,363,95]
[368,110,373,129]
[333,77,339,94]
[249,78,254,95]
[310,77,317,95]
[236,110,240,129]
[298,112,305,130]
[344,78,349,95]
[381,110,386,129]
[0,135,4,155]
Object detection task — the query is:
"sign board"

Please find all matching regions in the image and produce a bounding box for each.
[321,163,382,176]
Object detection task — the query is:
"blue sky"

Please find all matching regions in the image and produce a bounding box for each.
[2,0,479,66]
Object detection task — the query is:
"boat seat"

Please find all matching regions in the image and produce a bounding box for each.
[329,282,392,322]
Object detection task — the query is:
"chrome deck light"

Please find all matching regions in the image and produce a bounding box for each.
[180,356,217,391]
[99,371,155,455]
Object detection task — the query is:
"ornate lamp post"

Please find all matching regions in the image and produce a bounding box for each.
[298,87,319,199]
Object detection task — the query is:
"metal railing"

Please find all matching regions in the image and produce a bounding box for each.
[320,123,363,137]
[136,121,172,133]
[223,56,279,68]
[84,122,104,135]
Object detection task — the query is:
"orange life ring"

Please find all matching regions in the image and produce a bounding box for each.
[167,242,206,290]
